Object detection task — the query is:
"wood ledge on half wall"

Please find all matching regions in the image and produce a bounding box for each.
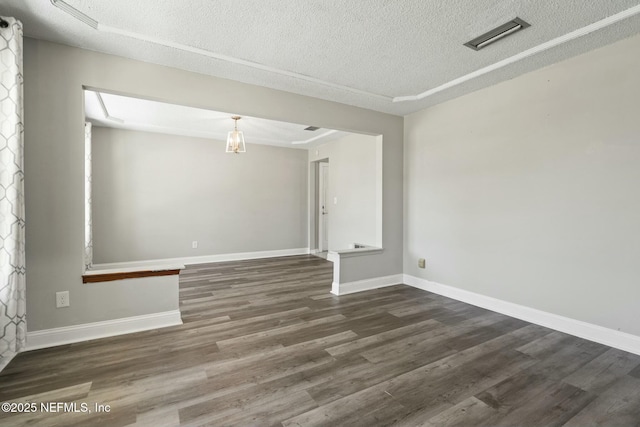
[82,264,185,283]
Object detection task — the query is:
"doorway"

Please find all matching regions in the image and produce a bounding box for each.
[318,162,329,252]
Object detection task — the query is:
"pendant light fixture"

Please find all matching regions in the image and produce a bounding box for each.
[226,116,246,153]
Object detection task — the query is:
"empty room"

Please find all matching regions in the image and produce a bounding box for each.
[1,1,639,426]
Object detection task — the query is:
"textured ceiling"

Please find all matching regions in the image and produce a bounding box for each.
[4,1,640,115]
[84,91,348,149]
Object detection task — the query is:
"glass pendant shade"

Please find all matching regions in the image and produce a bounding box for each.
[226,116,246,153]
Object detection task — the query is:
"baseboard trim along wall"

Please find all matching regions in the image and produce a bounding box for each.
[92,248,310,270]
[331,274,403,296]
[328,271,640,355]
[402,274,640,356]
[26,310,183,351]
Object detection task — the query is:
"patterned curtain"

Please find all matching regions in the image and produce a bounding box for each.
[0,16,26,372]
[84,122,92,270]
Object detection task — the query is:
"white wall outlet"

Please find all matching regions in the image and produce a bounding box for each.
[418,258,426,269]
[333,197,338,205]
[192,241,198,249]
[56,291,70,308]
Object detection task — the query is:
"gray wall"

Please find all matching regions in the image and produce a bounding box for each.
[92,127,308,263]
[310,133,381,251]
[23,38,403,331]
[404,34,640,336]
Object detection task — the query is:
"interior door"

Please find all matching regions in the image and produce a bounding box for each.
[319,162,329,251]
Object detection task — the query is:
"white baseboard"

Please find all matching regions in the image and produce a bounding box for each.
[92,248,310,269]
[331,274,403,296]
[26,310,183,351]
[403,274,640,356]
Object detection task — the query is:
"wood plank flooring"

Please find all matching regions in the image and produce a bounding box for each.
[1,255,639,426]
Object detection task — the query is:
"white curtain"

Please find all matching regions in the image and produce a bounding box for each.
[84,122,93,270]
[0,16,26,372]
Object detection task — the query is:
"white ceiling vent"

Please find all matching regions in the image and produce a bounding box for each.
[464,18,530,51]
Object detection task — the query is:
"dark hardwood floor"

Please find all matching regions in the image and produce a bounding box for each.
[1,255,640,426]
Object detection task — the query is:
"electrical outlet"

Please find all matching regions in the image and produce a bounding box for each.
[418,258,426,269]
[192,241,198,249]
[56,291,70,308]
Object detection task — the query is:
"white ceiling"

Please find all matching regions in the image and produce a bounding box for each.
[5,1,640,115]
[84,90,349,149]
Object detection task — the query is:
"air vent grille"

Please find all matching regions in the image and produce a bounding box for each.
[304,126,320,131]
[464,18,530,51]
